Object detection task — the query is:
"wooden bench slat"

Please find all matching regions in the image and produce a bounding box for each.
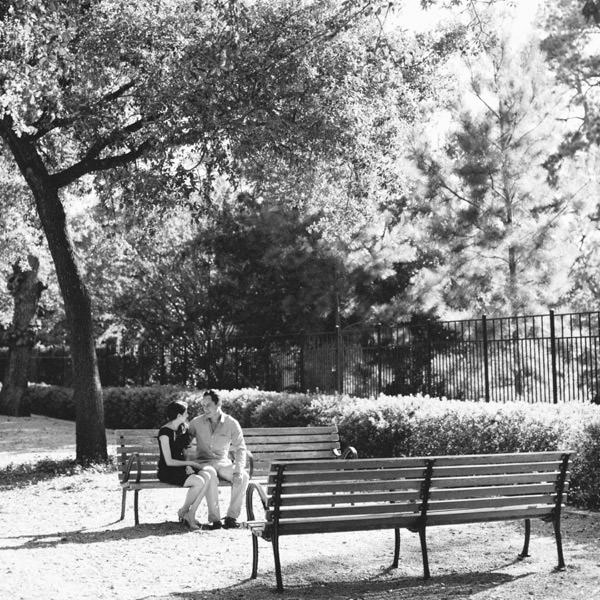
[430,472,561,488]
[278,467,427,483]
[432,451,570,465]
[270,479,423,495]
[254,450,338,460]
[277,513,419,535]
[279,503,422,520]
[247,442,339,452]
[279,490,421,506]
[429,482,561,500]
[275,457,429,471]
[245,434,339,444]
[426,504,554,526]
[244,426,338,435]
[432,461,565,477]
[427,494,555,512]
[116,445,164,453]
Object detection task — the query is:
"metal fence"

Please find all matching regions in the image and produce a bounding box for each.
[1,310,599,402]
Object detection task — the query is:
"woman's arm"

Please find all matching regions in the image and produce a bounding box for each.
[158,435,204,469]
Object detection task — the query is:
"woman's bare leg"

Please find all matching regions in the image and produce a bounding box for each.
[180,474,210,530]
[188,467,218,524]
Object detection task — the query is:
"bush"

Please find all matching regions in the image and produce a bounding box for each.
[23,384,600,509]
[568,422,600,509]
[26,384,205,428]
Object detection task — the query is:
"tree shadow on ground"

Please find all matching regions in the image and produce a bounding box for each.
[144,570,532,600]
[0,521,187,549]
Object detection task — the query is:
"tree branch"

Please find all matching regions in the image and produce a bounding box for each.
[50,139,153,188]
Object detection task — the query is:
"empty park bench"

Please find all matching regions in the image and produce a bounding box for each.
[244,450,573,591]
[116,424,357,525]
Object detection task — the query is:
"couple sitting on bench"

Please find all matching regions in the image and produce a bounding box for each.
[157,390,249,531]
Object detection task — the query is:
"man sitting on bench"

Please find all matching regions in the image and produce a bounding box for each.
[188,390,249,529]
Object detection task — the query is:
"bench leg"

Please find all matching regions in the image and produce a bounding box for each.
[272,532,284,592]
[419,526,430,580]
[134,490,140,526]
[553,516,566,570]
[251,533,259,579]
[120,489,127,521]
[518,518,531,559]
[393,527,400,568]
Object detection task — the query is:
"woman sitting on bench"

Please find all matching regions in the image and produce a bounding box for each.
[157,400,218,530]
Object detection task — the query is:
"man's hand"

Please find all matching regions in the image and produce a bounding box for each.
[232,472,242,485]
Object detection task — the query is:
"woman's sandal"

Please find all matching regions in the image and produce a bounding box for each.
[183,513,200,531]
[177,508,187,524]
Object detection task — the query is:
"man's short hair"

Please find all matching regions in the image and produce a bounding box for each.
[203,389,220,405]
[166,400,188,421]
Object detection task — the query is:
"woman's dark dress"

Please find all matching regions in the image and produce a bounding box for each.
[157,425,191,486]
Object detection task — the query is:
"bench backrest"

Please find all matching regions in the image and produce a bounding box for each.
[265,457,426,534]
[115,424,342,483]
[264,451,572,534]
[425,451,571,525]
[243,425,341,478]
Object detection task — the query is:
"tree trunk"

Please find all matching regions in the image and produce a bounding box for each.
[0,122,107,462]
[0,256,45,416]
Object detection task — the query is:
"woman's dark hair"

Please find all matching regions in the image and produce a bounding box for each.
[203,390,220,404]
[166,400,188,421]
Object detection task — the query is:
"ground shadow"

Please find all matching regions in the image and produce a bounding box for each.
[0,521,187,550]
[140,570,533,600]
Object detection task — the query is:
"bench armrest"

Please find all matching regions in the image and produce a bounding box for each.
[121,453,141,484]
[246,480,269,522]
[333,446,358,460]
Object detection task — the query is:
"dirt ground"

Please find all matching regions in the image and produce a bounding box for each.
[1,414,599,600]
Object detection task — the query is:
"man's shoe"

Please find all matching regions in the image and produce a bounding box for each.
[223,516,240,529]
[206,521,222,530]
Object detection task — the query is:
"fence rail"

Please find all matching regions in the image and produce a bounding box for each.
[1,310,599,403]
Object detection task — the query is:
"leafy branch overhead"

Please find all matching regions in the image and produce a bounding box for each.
[1,0,415,190]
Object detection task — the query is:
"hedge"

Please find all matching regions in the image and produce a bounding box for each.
[24,384,600,509]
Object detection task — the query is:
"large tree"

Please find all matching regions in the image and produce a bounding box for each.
[408,21,574,316]
[0,0,426,462]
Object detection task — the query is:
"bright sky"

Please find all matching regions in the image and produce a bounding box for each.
[396,0,541,39]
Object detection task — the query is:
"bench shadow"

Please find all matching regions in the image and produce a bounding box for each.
[145,570,532,600]
[0,521,187,550]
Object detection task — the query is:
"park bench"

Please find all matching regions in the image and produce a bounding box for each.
[116,424,357,525]
[244,450,573,591]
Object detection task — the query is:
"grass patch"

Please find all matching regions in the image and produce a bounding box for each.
[0,457,117,488]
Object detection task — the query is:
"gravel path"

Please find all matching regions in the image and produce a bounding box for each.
[1,415,599,600]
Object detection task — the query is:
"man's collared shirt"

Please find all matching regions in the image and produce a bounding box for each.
[188,412,247,473]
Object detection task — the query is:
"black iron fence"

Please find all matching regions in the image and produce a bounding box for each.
[1,310,599,402]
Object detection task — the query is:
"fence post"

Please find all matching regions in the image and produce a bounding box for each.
[335,325,343,394]
[234,343,239,388]
[377,323,382,396]
[482,315,490,402]
[299,331,306,392]
[426,323,432,395]
[550,310,558,404]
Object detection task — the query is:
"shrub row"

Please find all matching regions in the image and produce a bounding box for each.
[25,384,600,509]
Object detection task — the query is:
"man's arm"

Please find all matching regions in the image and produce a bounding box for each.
[187,418,198,458]
[229,419,247,474]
